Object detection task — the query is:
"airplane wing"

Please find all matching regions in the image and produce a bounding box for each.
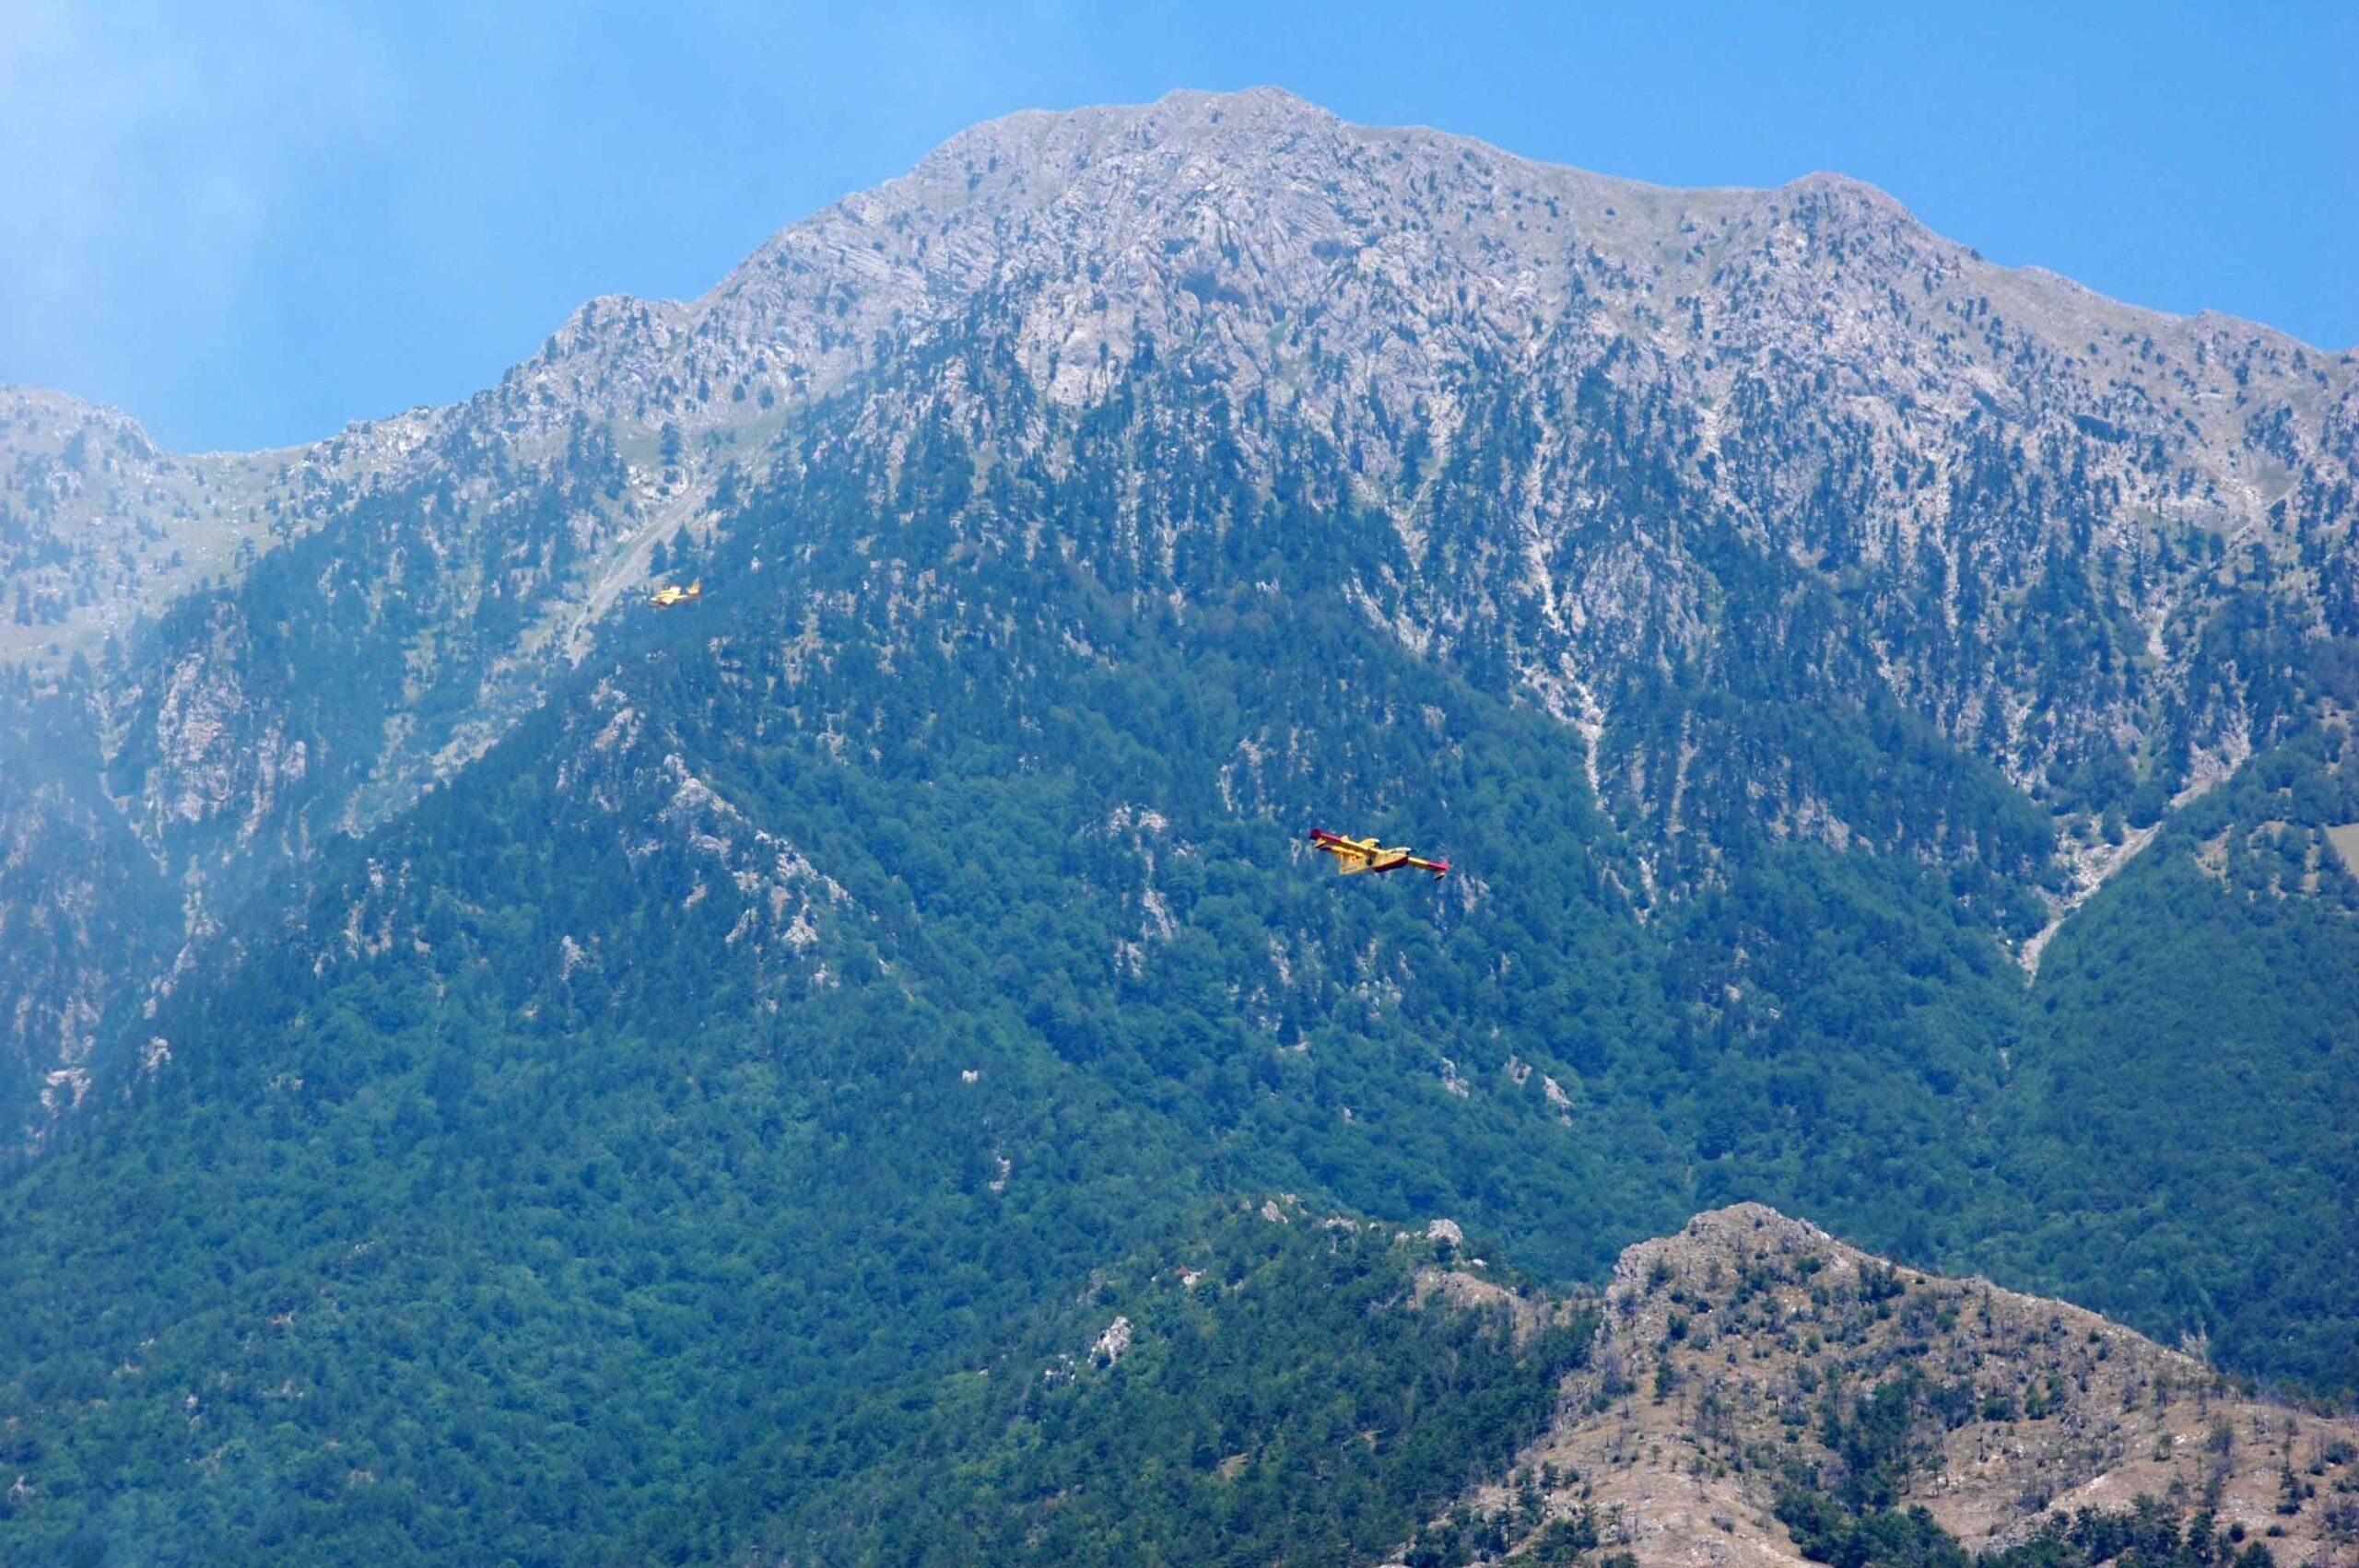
[1309,828,1375,862]
[1311,828,1401,874]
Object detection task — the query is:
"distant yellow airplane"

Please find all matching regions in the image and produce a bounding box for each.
[1309,828,1449,880]
[650,578,701,609]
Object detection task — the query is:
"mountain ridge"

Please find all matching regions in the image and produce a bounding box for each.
[7,87,2347,713]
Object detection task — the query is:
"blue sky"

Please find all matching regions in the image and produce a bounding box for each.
[4,1,2352,453]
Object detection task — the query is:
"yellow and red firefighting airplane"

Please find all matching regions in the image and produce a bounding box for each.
[1309,828,1449,880]
[649,578,702,609]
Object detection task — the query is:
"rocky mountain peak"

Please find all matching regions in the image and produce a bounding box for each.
[14,89,2349,673]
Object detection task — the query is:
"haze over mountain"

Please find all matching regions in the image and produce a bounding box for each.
[1,88,2353,1565]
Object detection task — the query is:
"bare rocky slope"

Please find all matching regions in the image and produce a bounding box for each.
[1396,1205,2359,1567]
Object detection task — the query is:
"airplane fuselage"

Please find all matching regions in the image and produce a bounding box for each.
[1309,828,1449,879]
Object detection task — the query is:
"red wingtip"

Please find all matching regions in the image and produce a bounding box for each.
[1434,861,1450,877]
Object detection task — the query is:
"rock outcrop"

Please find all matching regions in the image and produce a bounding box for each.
[1406,1204,2359,1565]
